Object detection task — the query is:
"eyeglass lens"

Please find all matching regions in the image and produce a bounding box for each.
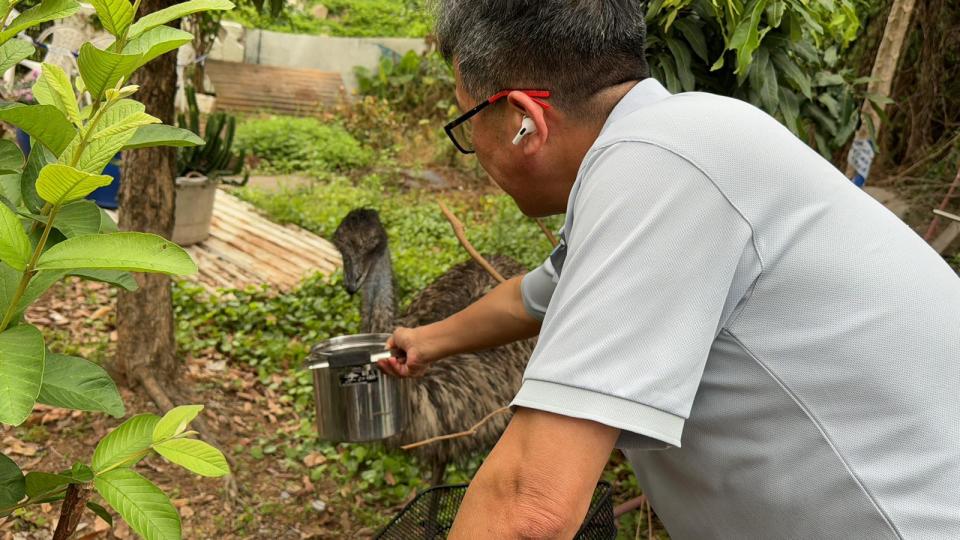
[451,120,474,152]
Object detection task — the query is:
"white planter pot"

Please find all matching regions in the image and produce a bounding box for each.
[173,174,218,246]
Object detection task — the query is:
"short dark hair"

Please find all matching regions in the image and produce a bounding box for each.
[435,0,649,115]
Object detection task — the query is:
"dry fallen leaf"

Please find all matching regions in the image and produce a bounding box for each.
[303,452,326,467]
[302,475,315,494]
[2,437,38,457]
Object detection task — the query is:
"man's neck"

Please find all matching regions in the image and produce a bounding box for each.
[554,80,642,192]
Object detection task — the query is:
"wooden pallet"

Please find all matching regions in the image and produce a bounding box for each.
[187,190,341,291]
[205,60,344,117]
[109,190,342,292]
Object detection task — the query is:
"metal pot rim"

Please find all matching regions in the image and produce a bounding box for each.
[305,333,392,368]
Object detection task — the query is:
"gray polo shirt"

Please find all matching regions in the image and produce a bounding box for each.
[513,79,960,539]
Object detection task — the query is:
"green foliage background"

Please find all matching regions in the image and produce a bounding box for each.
[234,117,372,174]
[226,0,431,37]
[226,0,876,160]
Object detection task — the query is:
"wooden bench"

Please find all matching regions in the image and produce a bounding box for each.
[205,59,345,117]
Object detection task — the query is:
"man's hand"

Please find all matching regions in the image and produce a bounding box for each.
[377,275,541,379]
[449,407,620,539]
[378,327,435,378]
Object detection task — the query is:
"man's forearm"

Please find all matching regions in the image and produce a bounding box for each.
[418,275,541,360]
[449,408,620,539]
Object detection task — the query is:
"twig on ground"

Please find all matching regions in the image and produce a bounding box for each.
[437,201,505,283]
[534,218,559,247]
[401,406,511,451]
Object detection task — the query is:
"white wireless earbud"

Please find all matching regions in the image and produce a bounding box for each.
[512,116,537,145]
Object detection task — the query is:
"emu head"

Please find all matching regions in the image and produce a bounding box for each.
[333,208,389,295]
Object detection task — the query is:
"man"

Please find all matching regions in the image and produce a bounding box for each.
[379,2,960,538]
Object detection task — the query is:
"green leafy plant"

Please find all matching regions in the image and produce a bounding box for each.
[177,85,248,184]
[225,0,432,38]
[355,50,456,123]
[234,115,372,175]
[645,0,885,158]
[0,0,235,538]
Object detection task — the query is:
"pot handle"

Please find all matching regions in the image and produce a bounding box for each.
[370,351,392,363]
[308,348,399,370]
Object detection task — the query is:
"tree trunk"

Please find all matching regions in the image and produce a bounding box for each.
[114,0,179,386]
[844,0,918,179]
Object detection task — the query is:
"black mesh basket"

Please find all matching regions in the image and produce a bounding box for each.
[375,481,617,539]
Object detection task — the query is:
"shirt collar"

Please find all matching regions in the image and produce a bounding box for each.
[600,78,672,134]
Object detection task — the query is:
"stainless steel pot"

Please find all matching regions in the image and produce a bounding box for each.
[306,333,409,442]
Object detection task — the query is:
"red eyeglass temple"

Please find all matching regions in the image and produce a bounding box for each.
[487,90,552,109]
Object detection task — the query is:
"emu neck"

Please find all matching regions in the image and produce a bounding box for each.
[360,246,395,334]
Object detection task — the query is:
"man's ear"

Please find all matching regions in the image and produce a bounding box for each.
[506,91,548,156]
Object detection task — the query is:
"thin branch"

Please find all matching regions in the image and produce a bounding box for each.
[647,498,653,540]
[614,494,648,519]
[437,200,505,283]
[933,209,960,223]
[891,131,960,181]
[534,218,558,247]
[0,205,61,332]
[401,406,511,451]
[923,160,960,240]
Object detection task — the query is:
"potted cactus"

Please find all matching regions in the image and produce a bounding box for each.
[174,85,247,245]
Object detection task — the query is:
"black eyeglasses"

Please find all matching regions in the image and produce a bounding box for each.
[443,89,551,154]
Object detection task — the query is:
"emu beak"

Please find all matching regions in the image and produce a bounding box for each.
[345,283,359,295]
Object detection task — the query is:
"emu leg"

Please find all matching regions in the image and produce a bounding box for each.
[431,460,447,486]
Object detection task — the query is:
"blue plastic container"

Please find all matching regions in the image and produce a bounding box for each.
[15,128,122,209]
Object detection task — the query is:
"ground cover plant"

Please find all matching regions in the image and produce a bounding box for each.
[234,116,371,175]
[0,0,236,538]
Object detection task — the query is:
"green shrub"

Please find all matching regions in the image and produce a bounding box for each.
[235,116,372,174]
[646,0,872,160]
[226,0,432,38]
[355,50,456,123]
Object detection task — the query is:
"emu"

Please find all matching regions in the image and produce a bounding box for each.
[332,208,534,484]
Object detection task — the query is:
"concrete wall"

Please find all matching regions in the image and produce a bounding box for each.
[209,26,427,92]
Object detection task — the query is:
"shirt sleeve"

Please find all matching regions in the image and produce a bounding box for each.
[520,230,565,320]
[510,142,754,449]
